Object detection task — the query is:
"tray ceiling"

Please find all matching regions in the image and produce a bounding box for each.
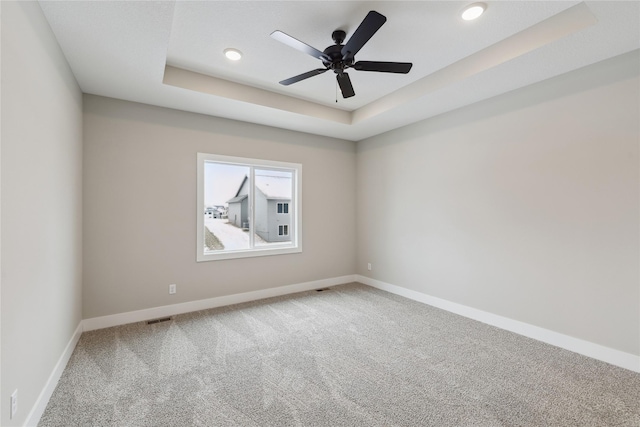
[39,1,640,141]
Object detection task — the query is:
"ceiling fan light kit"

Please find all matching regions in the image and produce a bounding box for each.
[271,10,413,99]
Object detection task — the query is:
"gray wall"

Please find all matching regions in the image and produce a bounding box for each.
[1,2,83,426]
[83,95,357,319]
[357,51,640,356]
[267,199,291,243]
[227,199,246,228]
[254,190,268,239]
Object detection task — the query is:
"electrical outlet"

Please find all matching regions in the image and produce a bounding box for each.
[10,389,17,419]
[169,284,176,295]
[367,263,372,271]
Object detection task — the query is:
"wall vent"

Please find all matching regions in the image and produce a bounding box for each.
[147,317,172,325]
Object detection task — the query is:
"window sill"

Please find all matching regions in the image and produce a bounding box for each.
[197,245,302,262]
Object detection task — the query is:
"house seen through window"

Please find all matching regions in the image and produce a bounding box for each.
[197,153,301,261]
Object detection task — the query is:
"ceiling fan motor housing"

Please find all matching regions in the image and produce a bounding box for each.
[323,30,353,72]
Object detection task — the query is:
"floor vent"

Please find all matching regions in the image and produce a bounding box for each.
[316,288,331,292]
[147,317,172,325]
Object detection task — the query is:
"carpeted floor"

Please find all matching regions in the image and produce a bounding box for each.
[39,283,640,426]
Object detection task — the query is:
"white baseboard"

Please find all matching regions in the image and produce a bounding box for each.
[83,275,357,331]
[24,321,83,427]
[356,275,640,373]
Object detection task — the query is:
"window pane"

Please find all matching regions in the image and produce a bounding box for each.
[254,169,293,246]
[198,153,301,262]
[204,162,250,252]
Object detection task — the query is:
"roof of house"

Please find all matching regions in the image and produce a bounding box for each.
[255,175,291,200]
[233,176,249,198]
[228,175,291,203]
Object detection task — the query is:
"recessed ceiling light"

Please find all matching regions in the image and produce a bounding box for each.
[224,48,242,61]
[461,3,487,21]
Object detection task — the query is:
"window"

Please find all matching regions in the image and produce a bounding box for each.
[197,153,301,261]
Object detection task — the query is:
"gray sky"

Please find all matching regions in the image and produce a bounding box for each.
[204,162,292,207]
[204,162,249,207]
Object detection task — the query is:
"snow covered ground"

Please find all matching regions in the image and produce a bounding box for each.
[204,218,267,250]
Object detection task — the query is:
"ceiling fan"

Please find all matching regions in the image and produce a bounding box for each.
[271,10,412,99]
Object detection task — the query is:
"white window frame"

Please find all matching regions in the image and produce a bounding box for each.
[197,153,302,262]
[278,224,289,236]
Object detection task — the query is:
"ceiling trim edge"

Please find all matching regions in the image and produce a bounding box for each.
[162,2,597,129]
[353,2,598,124]
[163,65,352,125]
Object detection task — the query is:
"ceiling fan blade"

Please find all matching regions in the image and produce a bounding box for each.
[271,30,329,62]
[279,68,328,86]
[336,73,355,98]
[341,11,387,60]
[353,61,413,74]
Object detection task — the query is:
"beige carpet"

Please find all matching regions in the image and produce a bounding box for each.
[39,283,640,426]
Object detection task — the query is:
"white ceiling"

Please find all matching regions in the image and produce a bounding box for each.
[38,1,639,141]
